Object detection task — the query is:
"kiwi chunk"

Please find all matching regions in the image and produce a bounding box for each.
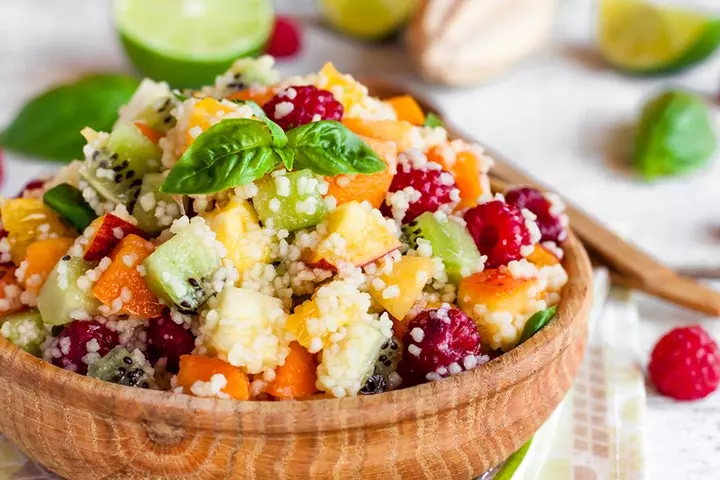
[253,170,328,232]
[80,123,162,208]
[143,223,221,312]
[131,173,184,235]
[88,346,155,389]
[43,183,97,231]
[0,309,46,356]
[37,257,101,326]
[404,212,482,284]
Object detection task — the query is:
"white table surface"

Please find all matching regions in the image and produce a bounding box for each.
[2,1,720,478]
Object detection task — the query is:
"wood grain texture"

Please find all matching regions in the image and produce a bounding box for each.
[0,82,593,479]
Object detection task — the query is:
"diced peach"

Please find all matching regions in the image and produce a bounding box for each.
[21,237,75,294]
[266,342,318,399]
[386,95,426,126]
[185,97,236,146]
[342,118,415,152]
[311,201,401,268]
[226,87,276,106]
[92,234,164,318]
[1,198,75,264]
[458,268,538,315]
[84,214,147,262]
[325,136,397,209]
[317,62,365,112]
[428,144,490,208]
[369,256,434,320]
[527,245,560,268]
[134,122,163,144]
[177,355,250,400]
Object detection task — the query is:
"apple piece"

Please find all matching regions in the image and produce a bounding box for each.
[83,213,147,262]
[369,256,434,320]
[312,201,401,268]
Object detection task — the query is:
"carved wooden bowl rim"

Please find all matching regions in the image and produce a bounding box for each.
[0,79,593,438]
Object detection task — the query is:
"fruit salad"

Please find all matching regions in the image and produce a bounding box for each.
[0,57,569,399]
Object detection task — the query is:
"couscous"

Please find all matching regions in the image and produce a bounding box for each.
[0,57,568,399]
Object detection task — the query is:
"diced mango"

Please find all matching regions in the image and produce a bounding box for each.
[1,198,75,264]
[458,268,538,315]
[21,237,75,295]
[317,62,365,112]
[527,245,560,268]
[342,118,415,152]
[226,87,276,107]
[369,256,434,320]
[312,201,401,268]
[266,342,318,399]
[325,136,397,209]
[203,197,271,274]
[428,144,490,208]
[185,97,236,146]
[386,95,426,126]
[177,355,250,400]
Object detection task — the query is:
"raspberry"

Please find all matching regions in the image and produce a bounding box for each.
[266,16,302,58]
[383,159,459,223]
[51,321,119,375]
[399,307,481,386]
[505,186,567,243]
[146,312,195,372]
[464,200,532,268]
[263,85,343,131]
[648,325,720,401]
[16,178,45,198]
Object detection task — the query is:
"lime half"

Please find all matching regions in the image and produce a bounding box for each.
[318,0,419,41]
[114,0,274,88]
[599,0,720,75]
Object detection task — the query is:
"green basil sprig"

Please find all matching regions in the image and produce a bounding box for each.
[161,119,384,194]
[518,306,558,344]
[160,118,292,195]
[286,121,385,176]
[0,74,139,162]
[423,113,444,128]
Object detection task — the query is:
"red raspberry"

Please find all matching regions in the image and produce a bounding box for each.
[382,158,459,223]
[51,321,119,375]
[464,200,532,268]
[147,311,195,372]
[649,325,720,401]
[266,16,302,58]
[399,307,481,386]
[263,85,343,131]
[16,178,46,198]
[505,186,567,243]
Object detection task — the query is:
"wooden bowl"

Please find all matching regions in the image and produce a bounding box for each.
[0,82,593,480]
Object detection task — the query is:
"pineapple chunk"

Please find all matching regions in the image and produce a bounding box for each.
[317,62,366,112]
[1,198,75,264]
[203,197,271,275]
[286,278,374,353]
[369,256,434,320]
[316,319,388,398]
[185,97,237,146]
[312,201,401,268]
[201,287,291,374]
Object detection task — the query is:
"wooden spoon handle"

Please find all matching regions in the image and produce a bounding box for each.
[489,174,720,316]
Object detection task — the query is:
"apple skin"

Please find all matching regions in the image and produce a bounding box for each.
[83,214,147,262]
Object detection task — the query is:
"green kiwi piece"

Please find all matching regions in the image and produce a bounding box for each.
[0,309,46,356]
[88,346,155,389]
[253,169,328,232]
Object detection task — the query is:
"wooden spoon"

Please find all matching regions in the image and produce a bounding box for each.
[362,77,720,316]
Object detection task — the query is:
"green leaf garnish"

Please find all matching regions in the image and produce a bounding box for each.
[160,119,290,195]
[286,121,385,176]
[423,113,444,128]
[0,74,139,162]
[519,306,558,344]
[43,183,98,231]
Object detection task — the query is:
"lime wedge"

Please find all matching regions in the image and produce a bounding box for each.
[318,0,419,41]
[114,0,274,88]
[599,0,720,74]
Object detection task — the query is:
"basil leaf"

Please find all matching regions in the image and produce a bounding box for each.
[160,118,282,194]
[230,99,267,120]
[424,113,444,128]
[0,74,139,162]
[286,121,385,176]
[43,183,97,231]
[273,146,295,171]
[519,306,558,344]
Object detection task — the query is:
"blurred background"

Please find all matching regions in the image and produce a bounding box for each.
[2,0,720,478]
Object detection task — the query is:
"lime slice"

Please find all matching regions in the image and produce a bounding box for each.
[599,0,720,74]
[318,0,419,41]
[114,0,274,88]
